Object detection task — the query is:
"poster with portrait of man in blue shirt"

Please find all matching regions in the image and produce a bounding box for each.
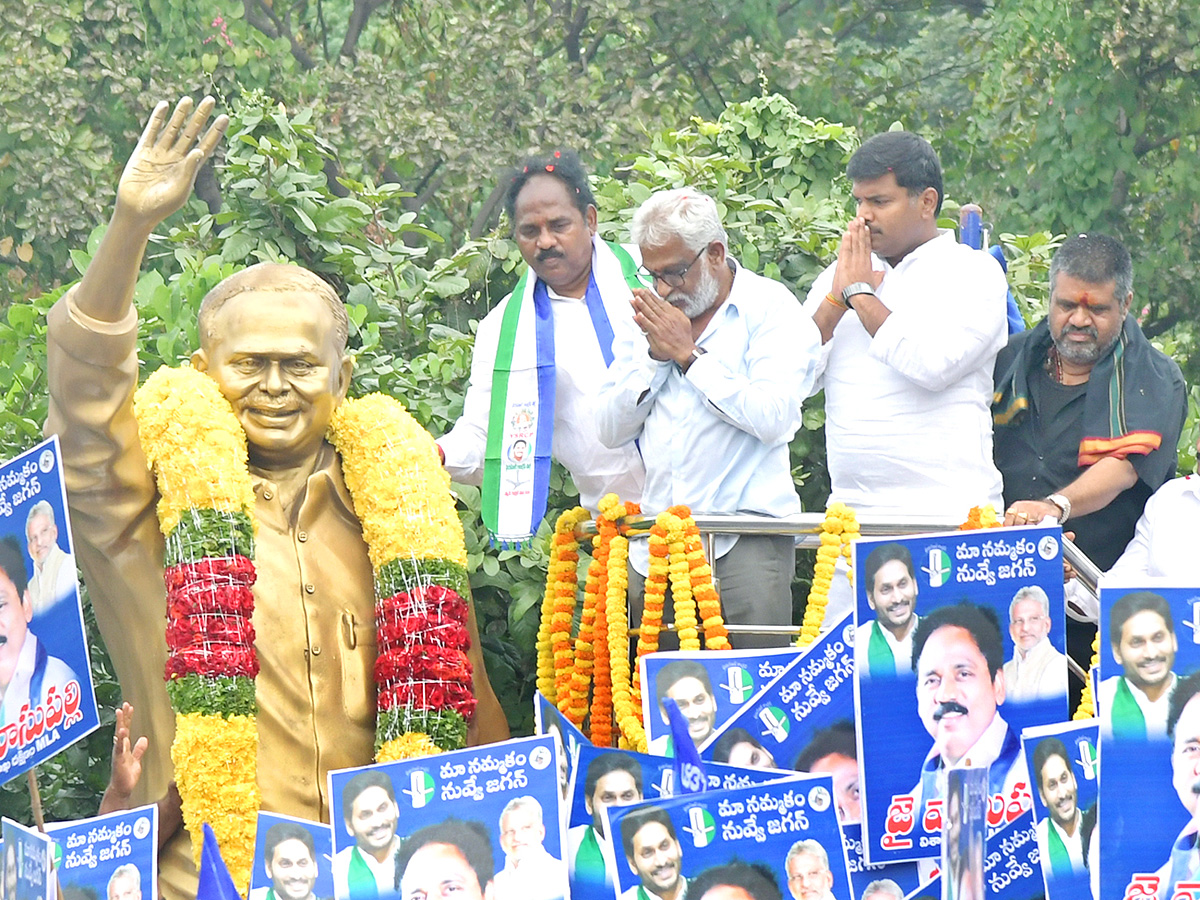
[854,526,1068,866]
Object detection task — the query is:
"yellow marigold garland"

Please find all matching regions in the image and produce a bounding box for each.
[134,366,256,536]
[172,713,259,879]
[328,395,476,758]
[134,366,259,893]
[1074,632,1100,719]
[797,503,859,648]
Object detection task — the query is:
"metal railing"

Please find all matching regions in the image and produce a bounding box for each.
[576,511,1098,681]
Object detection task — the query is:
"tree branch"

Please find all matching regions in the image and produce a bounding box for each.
[243,0,318,69]
[470,180,510,239]
[339,0,390,60]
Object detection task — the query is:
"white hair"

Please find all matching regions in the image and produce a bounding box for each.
[785,838,828,872]
[861,880,904,900]
[500,795,544,828]
[1010,585,1050,618]
[630,188,727,252]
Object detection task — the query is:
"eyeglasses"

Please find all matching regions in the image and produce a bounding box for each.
[638,247,706,288]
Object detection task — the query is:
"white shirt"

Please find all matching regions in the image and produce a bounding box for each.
[803,231,1006,515]
[492,846,567,900]
[0,632,78,727]
[1002,637,1068,702]
[853,616,918,678]
[27,544,76,614]
[597,262,820,572]
[332,840,401,900]
[1098,673,1177,739]
[1035,814,1085,876]
[439,243,646,512]
[1107,475,1200,580]
[911,712,1027,807]
[567,823,618,886]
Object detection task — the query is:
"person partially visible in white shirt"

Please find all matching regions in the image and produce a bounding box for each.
[803,132,1007,631]
[24,500,77,614]
[493,796,567,900]
[1002,586,1068,703]
[1108,471,1200,582]
[596,188,820,649]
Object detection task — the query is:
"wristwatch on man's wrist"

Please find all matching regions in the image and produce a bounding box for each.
[841,282,876,310]
[1044,492,1072,523]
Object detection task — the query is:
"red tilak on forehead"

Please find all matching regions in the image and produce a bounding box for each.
[1077,292,1092,308]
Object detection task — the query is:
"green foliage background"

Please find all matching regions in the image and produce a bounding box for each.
[1,0,1197,820]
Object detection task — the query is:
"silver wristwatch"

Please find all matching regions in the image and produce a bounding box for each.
[1045,492,1072,523]
[841,282,876,309]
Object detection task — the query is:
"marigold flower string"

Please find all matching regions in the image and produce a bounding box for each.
[797,503,859,648]
[536,508,588,702]
[1074,632,1099,719]
[960,505,1001,530]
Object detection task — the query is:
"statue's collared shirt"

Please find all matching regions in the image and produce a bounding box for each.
[46,290,378,899]
[1002,637,1068,702]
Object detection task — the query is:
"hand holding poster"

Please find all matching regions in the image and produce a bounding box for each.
[854,526,1068,865]
[0,437,99,783]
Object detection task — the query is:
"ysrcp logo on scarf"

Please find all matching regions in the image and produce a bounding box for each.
[684,806,716,847]
[921,546,952,588]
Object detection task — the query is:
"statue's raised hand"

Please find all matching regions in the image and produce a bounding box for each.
[116,96,228,231]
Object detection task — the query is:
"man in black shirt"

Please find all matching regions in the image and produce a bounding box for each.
[992,233,1185,665]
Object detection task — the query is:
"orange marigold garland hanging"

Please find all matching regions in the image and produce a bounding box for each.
[798,503,859,649]
[960,505,1001,530]
[536,507,588,705]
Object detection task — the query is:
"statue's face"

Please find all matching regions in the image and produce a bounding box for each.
[193,290,351,468]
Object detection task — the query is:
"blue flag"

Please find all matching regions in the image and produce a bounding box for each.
[197,823,241,900]
[663,697,707,794]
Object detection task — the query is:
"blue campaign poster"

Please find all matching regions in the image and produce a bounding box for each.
[701,616,854,780]
[603,774,853,900]
[854,525,1068,865]
[248,812,334,900]
[1098,582,1200,900]
[0,437,100,784]
[901,814,1042,899]
[639,648,800,757]
[565,743,788,900]
[537,690,589,818]
[328,735,565,900]
[45,805,159,900]
[1019,719,1098,900]
[3,818,54,900]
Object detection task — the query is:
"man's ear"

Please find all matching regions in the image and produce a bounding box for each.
[191,348,209,373]
[586,205,598,235]
[993,668,1007,707]
[334,354,354,404]
[918,187,939,218]
[1121,291,1134,316]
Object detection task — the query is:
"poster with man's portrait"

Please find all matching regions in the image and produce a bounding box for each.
[3,817,55,900]
[0,437,100,784]
[639,648,800,758]
[1098,583,1200,900]
[603,773,852,900]
[248,813,333,900]
[1019,719,1098,900]
[45,804,159,900]
[327,735,564,900]
[854,526,1068,865]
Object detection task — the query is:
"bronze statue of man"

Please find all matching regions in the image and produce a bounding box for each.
[45,97,507,897]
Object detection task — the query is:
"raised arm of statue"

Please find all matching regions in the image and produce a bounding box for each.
[75,96,228,324]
